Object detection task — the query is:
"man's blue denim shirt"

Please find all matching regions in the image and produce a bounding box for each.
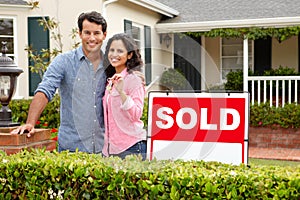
[35,46,106,153]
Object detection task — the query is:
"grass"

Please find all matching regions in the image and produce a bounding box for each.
[249,158,300,167]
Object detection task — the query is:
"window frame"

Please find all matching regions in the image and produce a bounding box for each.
[131,22,145,68]
[220,38,254,81]
[0,16,17,61]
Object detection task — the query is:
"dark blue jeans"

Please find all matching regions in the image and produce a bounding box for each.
[111,140,147,160]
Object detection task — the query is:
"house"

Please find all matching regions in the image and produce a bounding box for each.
[1,0,300,100]
[155,0,300,91]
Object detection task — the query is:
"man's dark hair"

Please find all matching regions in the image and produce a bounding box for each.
[77,11,107,32]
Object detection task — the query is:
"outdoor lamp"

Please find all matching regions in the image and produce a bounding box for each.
[164,34,171,48]
[0,41,23,127]
[160,33,172,48]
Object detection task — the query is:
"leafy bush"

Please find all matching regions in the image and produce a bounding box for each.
[250,102,300,128]
[225,66,300,91]
[141,98,148,129]
[0,149,299,199]
[8,95,300,130]
[159,68,187,90]
[9,94,60,128]
[224,70,244,91]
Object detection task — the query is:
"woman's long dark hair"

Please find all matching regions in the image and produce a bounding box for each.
[104,33,143,78]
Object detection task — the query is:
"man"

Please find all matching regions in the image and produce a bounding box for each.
[11,11,107,153]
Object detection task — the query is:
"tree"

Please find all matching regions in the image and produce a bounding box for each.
[25,0,79,79]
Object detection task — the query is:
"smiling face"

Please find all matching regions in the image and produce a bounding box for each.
[79,19,106,57]
[108,39,132,73]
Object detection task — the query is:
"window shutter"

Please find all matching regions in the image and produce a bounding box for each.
[144,25,151,85]
[28,17,49,96]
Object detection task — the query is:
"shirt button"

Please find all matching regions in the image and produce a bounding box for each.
[94,120,97,122]
[93,92,96,95]
[94,105,96,108]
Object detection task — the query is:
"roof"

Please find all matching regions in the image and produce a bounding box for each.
[0,0,28,5]
[127,0,179,17]
[155,0,300,33]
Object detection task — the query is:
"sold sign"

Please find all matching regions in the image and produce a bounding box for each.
[146,92,249,165]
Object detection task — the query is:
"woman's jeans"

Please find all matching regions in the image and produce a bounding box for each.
[112,140,147,160]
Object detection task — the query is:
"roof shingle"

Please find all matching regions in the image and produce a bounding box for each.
[156,0,300,23]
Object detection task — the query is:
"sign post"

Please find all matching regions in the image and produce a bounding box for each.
[147,92,249,165]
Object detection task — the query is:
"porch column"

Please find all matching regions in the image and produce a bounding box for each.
[201,35,206,90]
[243,37,248,91]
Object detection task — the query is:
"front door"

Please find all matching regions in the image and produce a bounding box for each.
[174,33,201,90]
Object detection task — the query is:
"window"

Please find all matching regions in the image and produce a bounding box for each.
[124,20,152,85]
[0,17,16,59]
[221,38,253,80]
[131,23,145,66]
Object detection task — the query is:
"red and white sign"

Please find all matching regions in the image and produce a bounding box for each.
[147,92,249,165]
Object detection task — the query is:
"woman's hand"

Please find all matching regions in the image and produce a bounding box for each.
[111,73,124,93]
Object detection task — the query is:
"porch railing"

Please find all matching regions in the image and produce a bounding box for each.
[247,76,300,107]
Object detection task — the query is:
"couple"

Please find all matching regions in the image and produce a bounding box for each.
[11,11,147,160]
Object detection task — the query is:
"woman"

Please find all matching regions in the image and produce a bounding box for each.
[102,33,146,160]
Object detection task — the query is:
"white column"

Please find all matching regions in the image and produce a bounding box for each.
[201,35,206,90]
[243,38,248,92]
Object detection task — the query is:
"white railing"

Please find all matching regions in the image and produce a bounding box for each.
[247,76,300,107]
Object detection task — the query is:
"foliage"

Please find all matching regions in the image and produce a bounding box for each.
[25,0,80,79]
[25,14,63,79]
[9,94,300,130]
[263,65,300,76]
[186,26,300,42]
[224,70,244,91]
[224,66,300,91]
[0,149,299,199]
[10,94,60,129]
[250,102,300,128]
[159,68,187,91]
[141,98,148,129]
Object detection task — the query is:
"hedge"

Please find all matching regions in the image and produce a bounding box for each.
[0,149,299,199]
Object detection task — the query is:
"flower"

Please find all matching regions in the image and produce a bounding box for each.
[51,128,58,133]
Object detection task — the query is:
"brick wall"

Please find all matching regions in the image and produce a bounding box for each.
[249,127,300,149]
[0,128,56,155]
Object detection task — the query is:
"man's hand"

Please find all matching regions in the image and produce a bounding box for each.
[10,124,35,137]
[133,71,145,86]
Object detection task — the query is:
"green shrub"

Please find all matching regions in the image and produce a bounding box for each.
[225,66,300,91]
[8,95,300,129]
[250,102,300,128]
[224,69,244,91]
[10,94,60,128]
[141,98,148,128]
[0,149,299,199]
[159,68,187,90]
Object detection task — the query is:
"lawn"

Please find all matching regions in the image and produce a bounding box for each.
[249,158,300,167]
